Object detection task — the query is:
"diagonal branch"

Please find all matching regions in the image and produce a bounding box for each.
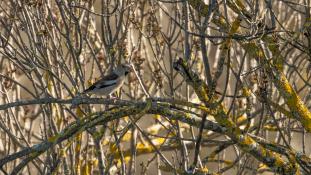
[173,57,300,174]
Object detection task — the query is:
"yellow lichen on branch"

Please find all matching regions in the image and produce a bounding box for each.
[242,40,311,132]
[173,3,302,171]
[205,0,311,134]
[274,73,311,132]
[174,56,299,174]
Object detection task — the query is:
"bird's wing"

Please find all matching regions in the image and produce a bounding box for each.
[83,73,119,93]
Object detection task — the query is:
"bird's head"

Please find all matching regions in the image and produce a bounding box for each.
[114,63,132,76]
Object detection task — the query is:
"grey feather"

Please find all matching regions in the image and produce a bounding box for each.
[83,64,132,96]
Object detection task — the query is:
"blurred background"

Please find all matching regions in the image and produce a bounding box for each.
[1,0,311,174]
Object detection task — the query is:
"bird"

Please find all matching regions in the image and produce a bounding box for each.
[82,64,132,96]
